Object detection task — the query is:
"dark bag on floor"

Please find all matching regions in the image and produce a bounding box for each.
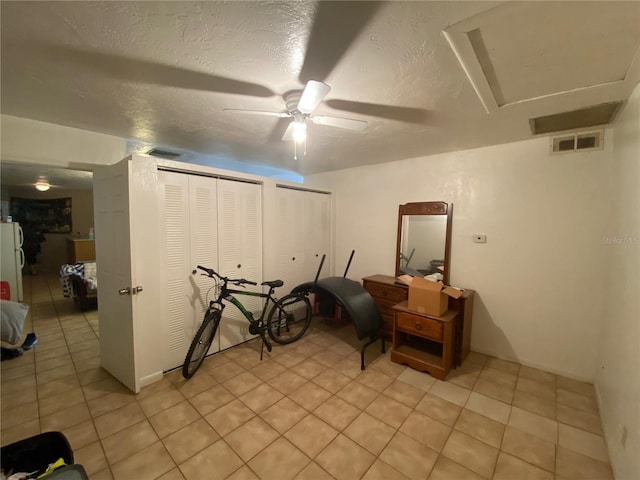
[43,464,89,480]
[0,431,74,477]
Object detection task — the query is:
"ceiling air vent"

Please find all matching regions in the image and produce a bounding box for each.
[146,148,182,160]
[551,130,603,154]
[531,102,622,135]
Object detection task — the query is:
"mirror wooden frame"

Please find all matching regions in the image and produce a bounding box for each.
[395,201,453,284]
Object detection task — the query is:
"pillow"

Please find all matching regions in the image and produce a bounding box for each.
[1,299,30,344]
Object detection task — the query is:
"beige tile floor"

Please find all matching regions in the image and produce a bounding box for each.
[1,274,614,480]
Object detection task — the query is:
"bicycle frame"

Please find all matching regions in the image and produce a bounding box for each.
[208,282,279,328]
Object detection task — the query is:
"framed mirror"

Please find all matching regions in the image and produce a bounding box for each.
[395,201,453,284]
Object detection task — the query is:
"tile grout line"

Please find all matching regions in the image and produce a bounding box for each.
[48,273,115,480]
[4,275,614,479]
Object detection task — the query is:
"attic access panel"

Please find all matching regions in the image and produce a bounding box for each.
[444,2,640,112]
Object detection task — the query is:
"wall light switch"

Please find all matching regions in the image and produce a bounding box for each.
[473,234,487,243]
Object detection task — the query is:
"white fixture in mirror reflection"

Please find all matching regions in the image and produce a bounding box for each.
[34,178,50,191]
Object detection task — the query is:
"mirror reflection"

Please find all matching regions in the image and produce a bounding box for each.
[399,215,447,279]
[395,201,452,284]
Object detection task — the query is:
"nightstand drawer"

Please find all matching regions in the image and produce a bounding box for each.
[396,312,443,341]
[365,282,406,302]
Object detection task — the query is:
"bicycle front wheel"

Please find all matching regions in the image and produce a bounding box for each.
[267,293,312,345]
[182,310,220,378]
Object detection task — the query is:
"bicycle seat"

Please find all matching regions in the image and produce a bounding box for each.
[261,280,284,288]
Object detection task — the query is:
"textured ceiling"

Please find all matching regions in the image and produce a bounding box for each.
[0,163,93,191]
[443,1,640,112]
[1,0,639,186]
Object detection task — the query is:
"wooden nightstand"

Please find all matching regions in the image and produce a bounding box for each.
[391,301,456,379]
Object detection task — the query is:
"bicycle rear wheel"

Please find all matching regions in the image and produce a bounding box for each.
[267,293,312,345]
[182,310,220,378]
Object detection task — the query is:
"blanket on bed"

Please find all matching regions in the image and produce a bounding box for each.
[59,262,98,298]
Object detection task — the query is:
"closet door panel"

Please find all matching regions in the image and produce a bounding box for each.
[275,188,306,292]
[304,192,331,280]
[274,190,293,291]
[159,172,221,372]
[188,175,220,350]
[241,185,262,291]
[158,171,194,371]
[217,179,262,351]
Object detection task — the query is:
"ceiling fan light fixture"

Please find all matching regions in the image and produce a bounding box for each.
[35,180,50,191]
[293,120,307,144]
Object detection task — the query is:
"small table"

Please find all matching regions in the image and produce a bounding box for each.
[66,237,95,264]
[391,301,456,380]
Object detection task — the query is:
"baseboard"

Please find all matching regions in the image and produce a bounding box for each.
[139,371,164,390]
[469,345,594,383]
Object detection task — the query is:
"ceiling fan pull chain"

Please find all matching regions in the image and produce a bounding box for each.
[294,140,298,161]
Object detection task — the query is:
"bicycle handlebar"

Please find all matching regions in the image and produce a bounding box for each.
[195,265,257,286]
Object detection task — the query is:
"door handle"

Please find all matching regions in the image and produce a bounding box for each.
[118,286,143,295]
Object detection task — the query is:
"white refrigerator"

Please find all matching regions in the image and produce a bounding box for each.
[1,223,25,301]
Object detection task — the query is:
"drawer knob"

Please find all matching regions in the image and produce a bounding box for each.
[415,322,422,330]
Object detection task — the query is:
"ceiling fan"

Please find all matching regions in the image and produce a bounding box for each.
[35,3,429,163]
[223,80,367,159]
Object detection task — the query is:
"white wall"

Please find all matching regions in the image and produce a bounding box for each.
[306,133,613,381]
[1,114,127,169]
[595,85,640,480]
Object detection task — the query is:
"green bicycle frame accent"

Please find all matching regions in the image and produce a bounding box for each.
[222,288,274,322]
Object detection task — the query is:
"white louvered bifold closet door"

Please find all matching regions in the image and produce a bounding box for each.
[275,187,331,293]
[217,179,262,351]
[304,191,331,281]
[159,171,219,371]
[275,187,307,292]
[188,174,219,351]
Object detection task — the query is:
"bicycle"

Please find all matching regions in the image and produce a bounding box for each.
[182,265,312,378]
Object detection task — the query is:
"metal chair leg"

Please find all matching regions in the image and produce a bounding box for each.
[360,336,379,370]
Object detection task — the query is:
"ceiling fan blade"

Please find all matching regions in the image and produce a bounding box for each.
[298,1,383,83]
[297,81,331,114]
[37,44,275,98]
[281,121,295,141]
[325,99,430,124]
[223,109,290,118]
[311,115,367,131]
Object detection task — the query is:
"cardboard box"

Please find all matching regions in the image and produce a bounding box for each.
[406,276,463,317]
